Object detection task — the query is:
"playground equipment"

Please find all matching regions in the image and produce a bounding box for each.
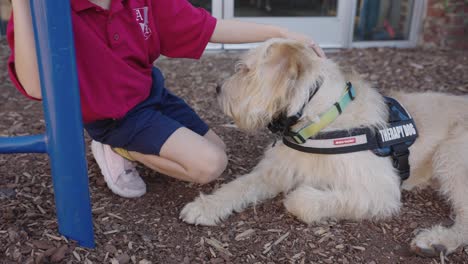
[0,0,95,247]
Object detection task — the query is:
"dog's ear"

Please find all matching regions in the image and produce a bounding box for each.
[260,41,312,116]
[263,41,309,81]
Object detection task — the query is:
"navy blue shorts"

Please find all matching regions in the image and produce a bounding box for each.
[85,67,209,155]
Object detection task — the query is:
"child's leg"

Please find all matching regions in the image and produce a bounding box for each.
[88,67,227,197]
[128,128,227,184]
[204,129,227,150]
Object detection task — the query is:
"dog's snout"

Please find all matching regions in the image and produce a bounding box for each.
[216,85,221,94]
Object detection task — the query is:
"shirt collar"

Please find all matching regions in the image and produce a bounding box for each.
[71,0,95,12]
[71,0,125,13]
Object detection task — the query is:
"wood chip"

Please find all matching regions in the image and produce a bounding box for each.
[273,232,290,246]
[32,240,54,250]
[267,229,283,233]
[313,227,329,236]
[45,234,63,241]
[291,252,305,260]
[116,253,130,264]
[235,229,255,241]
[352,246,366,251]
[43,247,58,257]
[209,247,217,258]
[50,245,68,263]
[37,204,46,214]
[409,62,424,70]
[220,124,238,128]
[108,212,124,221]
[72,251,81,261]
[92,207,105,213]
[103,230,120,235]
[440,251,446,264]
[263,232,290,255]
[262,242,273,255]
[203,237,233,257]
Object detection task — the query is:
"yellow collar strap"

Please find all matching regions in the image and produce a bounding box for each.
[288,82,356,144]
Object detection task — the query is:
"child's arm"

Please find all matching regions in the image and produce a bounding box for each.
[10,0,41,99]
[211,19,326,58]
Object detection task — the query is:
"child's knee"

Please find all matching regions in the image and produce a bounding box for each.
[191,148,228,185]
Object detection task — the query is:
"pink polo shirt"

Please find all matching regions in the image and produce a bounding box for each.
[7,0,217,123]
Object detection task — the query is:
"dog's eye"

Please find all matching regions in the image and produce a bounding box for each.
[235,63,249,73]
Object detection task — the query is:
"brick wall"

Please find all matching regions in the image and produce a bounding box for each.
[422,0,468,49]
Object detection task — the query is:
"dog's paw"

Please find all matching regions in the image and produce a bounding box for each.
[284,186,323,224]
[410,226,462,257]
[179,194,228,226]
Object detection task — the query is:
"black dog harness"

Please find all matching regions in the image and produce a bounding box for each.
[269,83,418,182]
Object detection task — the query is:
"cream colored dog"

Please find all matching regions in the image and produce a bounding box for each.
[180,39,468,257]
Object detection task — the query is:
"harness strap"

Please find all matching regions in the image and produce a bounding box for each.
[284,127,378,154]
[282,96,418,182]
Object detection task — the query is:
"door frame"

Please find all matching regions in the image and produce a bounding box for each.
[206,0,223,49]
[206,0,426,50]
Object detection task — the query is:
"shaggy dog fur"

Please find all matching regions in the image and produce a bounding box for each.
[180,39,468,257]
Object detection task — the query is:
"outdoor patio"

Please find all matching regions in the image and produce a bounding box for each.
[1,38,467,263]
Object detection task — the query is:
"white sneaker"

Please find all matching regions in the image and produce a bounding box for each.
[91,140,146,198]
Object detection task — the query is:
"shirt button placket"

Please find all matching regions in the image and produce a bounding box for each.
[107,14,119,46]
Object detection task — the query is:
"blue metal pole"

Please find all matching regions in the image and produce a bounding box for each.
[0,134,47,153]
[29,0,95,247]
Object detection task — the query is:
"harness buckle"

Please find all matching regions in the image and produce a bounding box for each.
[391,148,410,181]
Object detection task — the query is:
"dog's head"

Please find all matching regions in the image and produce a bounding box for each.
[218,38,329,131]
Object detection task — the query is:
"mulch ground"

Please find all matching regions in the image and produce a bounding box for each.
[1,38,468,264]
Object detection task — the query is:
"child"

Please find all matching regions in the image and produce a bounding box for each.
[8,0,325,198]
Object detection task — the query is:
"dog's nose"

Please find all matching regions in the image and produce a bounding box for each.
[216,85,221,94]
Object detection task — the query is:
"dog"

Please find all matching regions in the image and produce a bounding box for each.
[180,38,468,257]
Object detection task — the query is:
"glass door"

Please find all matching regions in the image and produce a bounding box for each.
[0,0,11,36]
[223,0,354,49]
[189,0,223,49]
[351,0,425,48]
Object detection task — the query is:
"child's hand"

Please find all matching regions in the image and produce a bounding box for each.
[281,29,327,58]
[211,20,326,58]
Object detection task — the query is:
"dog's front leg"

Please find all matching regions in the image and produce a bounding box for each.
[284,183,401,224]
[180,163,292,226]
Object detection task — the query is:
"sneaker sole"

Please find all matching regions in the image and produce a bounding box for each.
[91,141,146,198]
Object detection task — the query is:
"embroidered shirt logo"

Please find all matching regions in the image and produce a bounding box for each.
[134,7,152,40]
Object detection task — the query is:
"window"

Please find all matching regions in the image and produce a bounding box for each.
[189,0,212,13]
[234,0,338,17]
[0,0,12,36]
[353,0,415,41]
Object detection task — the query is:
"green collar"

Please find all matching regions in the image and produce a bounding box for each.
[288,82,356,144]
